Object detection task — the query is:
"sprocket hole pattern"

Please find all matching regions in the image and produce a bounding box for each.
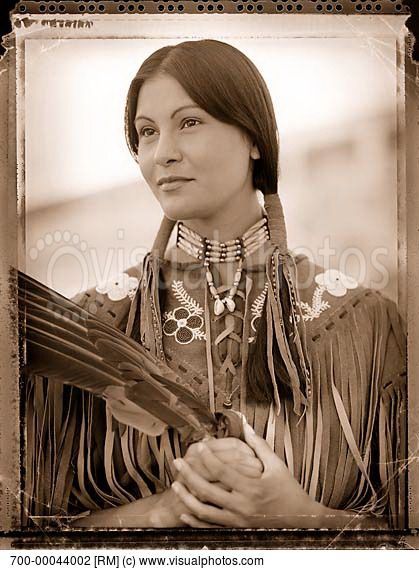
[16,1,410,16]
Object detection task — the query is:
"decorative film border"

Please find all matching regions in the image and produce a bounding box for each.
[14,1,411,16]
[4,0,416,544]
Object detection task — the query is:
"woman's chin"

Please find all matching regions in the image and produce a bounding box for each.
[160,200,206,222]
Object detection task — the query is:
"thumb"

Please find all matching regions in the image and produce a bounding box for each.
[242,422,281,470]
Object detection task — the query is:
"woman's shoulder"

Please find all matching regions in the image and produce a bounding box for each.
[294,254,406,399]
[71,264,142,330]
[293,253,401,336]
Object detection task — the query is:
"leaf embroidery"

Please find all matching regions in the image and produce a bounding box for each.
[298,285,330,321]
[248,282,268,343]
[171,280,204,315]
[162,281,206,345]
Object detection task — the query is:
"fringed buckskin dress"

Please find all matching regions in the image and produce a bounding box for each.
[24,241,407,529]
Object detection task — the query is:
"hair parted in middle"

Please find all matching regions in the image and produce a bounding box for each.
[125,39,280,197]
[125,39,309,407]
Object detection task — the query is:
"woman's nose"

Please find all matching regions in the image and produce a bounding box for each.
[154,133,182,166]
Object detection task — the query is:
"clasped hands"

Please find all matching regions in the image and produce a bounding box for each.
[171,422,325,528]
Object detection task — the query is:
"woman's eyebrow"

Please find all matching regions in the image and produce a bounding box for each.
[135,104,202,124]
[170,104,201,119]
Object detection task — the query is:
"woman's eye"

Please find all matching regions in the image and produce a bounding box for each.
[139,127,156,138]
[182,118,201,129]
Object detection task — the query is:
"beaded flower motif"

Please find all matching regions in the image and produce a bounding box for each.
[315,269,358,297]
[95,273,139,302]
[162,281,206,345]
[299,269,358,321]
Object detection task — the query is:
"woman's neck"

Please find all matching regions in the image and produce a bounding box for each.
[181,191,264,243]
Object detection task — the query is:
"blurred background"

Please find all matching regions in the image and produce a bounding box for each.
[25,35,400,301]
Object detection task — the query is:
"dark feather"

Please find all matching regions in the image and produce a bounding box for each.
[18,270,222,443]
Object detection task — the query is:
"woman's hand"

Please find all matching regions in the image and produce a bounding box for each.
[73,435,261,528]
[183,436,263,481]
[171,423,325,528]
[149,436,263,526]
[73,487,190,528]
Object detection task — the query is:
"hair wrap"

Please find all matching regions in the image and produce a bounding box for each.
[139,191,312,416]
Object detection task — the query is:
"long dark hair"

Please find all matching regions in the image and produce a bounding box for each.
[125,39,288,404]
[125,39,279,196]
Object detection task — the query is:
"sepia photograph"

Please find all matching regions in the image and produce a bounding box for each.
[1,0,418,550]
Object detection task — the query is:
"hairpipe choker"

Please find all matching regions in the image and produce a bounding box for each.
[176,217,270,316]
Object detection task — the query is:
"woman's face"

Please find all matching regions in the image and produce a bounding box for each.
[134,74,259,223]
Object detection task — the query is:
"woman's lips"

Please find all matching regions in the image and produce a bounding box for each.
[158,178,193,192]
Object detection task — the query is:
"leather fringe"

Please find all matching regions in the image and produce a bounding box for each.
[265,250,311,415]
[23,205,406,528]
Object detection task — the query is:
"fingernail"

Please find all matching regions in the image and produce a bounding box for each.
[171,481,180,493]
[173,458,183,471]
[246,424,255,435]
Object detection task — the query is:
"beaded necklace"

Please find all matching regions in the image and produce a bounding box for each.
[176,216,270,316]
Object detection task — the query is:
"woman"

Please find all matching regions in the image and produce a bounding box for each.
[25,40,406,529]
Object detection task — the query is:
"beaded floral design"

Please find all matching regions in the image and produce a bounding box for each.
[162,281,206,345]
[299,269,358,321]
[315,269,358,297]
[95,273,139,302]
[248,283,268,343]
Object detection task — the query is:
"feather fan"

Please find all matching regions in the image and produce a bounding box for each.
[18,271,243,444]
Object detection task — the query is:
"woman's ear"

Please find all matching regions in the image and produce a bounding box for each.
[250,144,261,160]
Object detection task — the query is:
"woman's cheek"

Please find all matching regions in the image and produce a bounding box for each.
[139,173,158,200]
[137,143,155,175]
